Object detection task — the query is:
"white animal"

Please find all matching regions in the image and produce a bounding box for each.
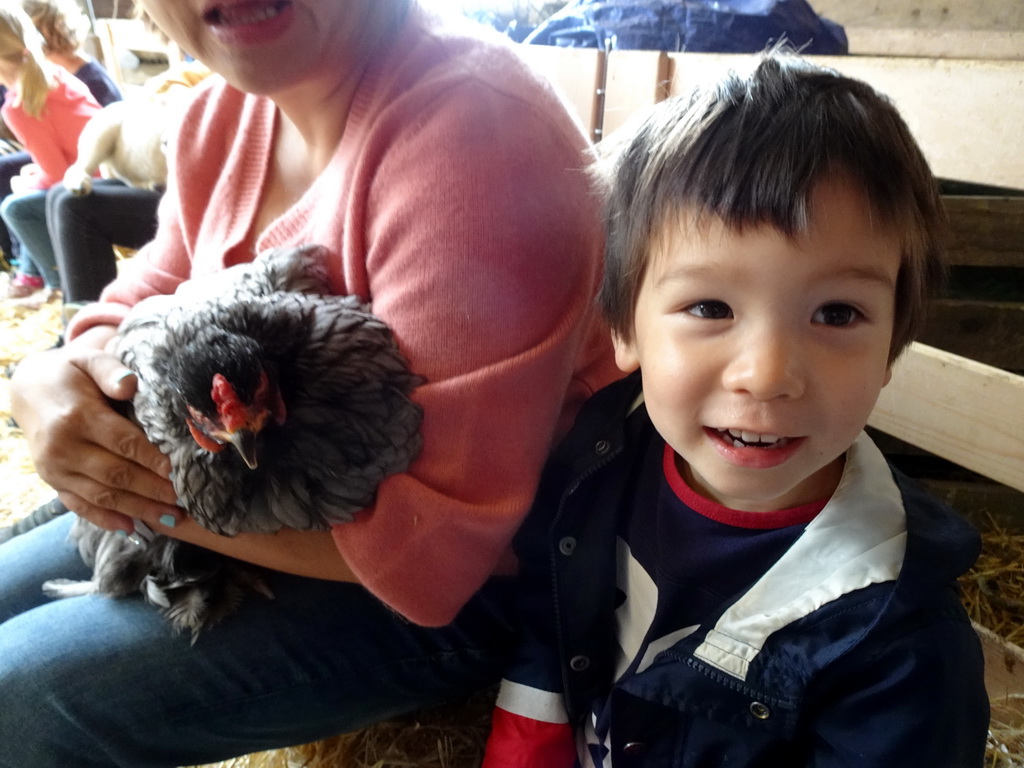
[63,98,171,195]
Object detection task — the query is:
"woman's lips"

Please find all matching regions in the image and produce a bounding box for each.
[204,0,290,28]
[202,0,294,45]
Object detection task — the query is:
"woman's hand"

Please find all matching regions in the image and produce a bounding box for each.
[10,333,182,533]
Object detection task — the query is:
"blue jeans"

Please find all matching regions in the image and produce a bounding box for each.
[0,514,518,768]
[0,190,58,288]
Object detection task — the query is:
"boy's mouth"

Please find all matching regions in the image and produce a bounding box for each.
[204,0,290,27]
[713,428,793,449]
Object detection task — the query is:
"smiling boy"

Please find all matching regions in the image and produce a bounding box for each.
[483,54,989,767]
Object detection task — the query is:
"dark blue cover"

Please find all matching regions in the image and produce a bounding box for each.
[524,0,847,55]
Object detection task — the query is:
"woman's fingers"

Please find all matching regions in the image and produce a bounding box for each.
[56,489,134,533]
[76,346,138,400]
[11,345,179,519]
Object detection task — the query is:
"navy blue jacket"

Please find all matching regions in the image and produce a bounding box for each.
[485,373,989,768]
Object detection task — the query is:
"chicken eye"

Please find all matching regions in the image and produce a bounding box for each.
[813,303,861,327]
[685,300,732,320]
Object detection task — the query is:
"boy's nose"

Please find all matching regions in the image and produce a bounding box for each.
[722,332,806,401]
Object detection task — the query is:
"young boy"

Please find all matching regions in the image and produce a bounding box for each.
[482,54,989,768]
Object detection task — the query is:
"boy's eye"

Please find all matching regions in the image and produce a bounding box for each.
[813,303,862,326]
[685,300,732,320]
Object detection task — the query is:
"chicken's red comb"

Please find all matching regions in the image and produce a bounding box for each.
[211,373,247,433]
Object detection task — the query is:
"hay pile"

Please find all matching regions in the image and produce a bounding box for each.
[0,292,63,524]
[184,689,497,768]
[964,517,1024,649]
[962,520,1024,768]
[1,288,1022,768]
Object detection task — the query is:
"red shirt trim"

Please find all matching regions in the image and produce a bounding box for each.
[663,443,826,529]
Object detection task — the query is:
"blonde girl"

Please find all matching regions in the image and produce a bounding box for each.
[0,0,100,298]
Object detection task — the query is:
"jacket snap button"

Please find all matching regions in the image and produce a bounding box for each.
[749,701,772,720]
[558,536,576,556]
[569,655,590,672]
[594,439,611,455]
[622,741,647,756]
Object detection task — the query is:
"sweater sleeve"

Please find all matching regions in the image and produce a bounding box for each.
[329,66,616,625]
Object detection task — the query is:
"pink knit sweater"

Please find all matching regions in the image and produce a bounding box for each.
[68,7,620,625]
[2,66,100,189]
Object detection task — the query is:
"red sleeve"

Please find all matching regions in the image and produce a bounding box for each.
[483,707,577,768]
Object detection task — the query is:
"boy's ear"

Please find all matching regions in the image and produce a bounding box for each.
[883,365,893,387]
[612,332,641,374]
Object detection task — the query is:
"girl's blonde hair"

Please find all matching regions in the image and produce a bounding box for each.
[0,1,51,117]
[23,0,90,56]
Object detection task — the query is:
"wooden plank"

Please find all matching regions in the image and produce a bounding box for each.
[666,52,1024,189]
[810,0,1024,31]
[515,45,604,142]
[920,300,1024,372]
[945,197,1024,268]
[602,50,671,140]
[975,622,1024,723]
[846,28,1024,60]
[868,343,1024,492]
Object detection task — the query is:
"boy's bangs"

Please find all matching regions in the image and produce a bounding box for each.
[646,58,933,245]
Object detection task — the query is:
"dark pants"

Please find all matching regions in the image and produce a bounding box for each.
[0,150,30,262]
[46,179,162,303]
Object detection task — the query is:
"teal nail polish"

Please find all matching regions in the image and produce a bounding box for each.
[116,529,127,538]
[159,514,177,528]
[115,370,137,385]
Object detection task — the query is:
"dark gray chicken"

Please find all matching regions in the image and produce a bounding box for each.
[43,244,423,637]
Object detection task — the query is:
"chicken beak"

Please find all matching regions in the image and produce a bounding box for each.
[227,429,260,470]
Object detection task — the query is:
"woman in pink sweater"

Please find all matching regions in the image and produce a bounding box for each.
[1,0,619,765]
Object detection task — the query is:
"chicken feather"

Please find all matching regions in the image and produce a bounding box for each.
[43,245,424,639]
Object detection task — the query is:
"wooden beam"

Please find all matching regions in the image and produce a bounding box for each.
[602,50,671,140]
[846,28,1024,61]
[515,45,605,143]
[945,196,1024,268]
[920,300,1024,372]
[869,343,1024,492]
[667,52,1024,189]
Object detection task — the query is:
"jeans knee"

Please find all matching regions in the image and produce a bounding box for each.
[0,648,78,766]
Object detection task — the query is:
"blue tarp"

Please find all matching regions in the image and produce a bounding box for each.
[523,0,847,55]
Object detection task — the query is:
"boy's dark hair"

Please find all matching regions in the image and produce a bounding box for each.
[597,53,946,363]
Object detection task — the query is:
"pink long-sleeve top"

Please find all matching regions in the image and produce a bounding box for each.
[2,66,100,189]
[67,7,621,626]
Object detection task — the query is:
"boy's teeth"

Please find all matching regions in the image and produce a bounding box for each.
[722,429,786,447]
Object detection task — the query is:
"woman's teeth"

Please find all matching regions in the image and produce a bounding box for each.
[719,428,789,448]
[207,1,285,27]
